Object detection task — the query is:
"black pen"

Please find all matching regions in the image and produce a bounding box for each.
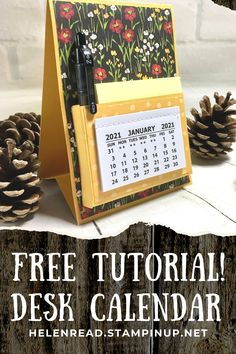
[73,32,97,115]
[74,32,88,107]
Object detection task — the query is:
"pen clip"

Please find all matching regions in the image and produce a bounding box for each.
[82,48,97,115]
[69,32,97,114]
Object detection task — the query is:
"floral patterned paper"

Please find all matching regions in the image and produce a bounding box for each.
[56,2,177,82]
[53,1,188,220]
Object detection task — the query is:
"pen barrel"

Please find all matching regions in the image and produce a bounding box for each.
[85,67,96,112]
[75,63,88,106]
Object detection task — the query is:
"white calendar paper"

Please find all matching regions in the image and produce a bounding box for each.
[95,106,186,192]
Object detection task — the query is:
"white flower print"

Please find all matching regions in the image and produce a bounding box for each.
[155,43,160,48]
[82,29,89,36]
[88,11,94,17]
[147,16,152,22]
[144,30,149,36]
[143,45,147,50]
[98,44,104,50]
[143,39,147,44]
[149,34,154,40]
[90,34,97,40]
[142,57,147,62]
[165,9,170,16]
[61,73,67,79]
[76,190,82,198]
[111,5,117,11]
[125,68,130,74]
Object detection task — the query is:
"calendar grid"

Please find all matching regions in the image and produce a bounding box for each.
[95,106,186,192]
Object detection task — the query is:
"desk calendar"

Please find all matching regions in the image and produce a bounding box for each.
[72,93,192,209]
[40,0,192,224]
[95,107,186,192]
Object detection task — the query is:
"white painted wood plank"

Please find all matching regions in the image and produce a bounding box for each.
[187,149,236,224]
[95,188,236,237]
[228,147,236,165]
[0,180,100,239]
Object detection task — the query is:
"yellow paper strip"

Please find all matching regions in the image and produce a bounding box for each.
[95,77,182,104]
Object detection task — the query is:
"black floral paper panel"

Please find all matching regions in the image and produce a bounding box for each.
[55,2,177,83]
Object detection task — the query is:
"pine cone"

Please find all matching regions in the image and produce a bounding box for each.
[188,92,236,159]
[0,113,41,222]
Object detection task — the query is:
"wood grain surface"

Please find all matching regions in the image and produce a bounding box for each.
[212,0,236,9]
[0,225,236,354]
[154,226,236,354]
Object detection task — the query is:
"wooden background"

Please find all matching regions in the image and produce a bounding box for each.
[212,0,236,9]
[0,225,236,354]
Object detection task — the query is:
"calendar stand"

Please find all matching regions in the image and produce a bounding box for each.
[39,0,192,224]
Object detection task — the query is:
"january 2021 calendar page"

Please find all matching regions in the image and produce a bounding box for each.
[95,106,187,192]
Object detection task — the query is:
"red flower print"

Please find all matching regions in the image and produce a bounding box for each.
[152,64,162,76]
[124,7,137,21]
[82,207,92,218]
[94,68,107,81]
[58,28,72,43]
[163,21,173,35]
[109,19,124,34]
[59,3,75,20]
[137,190,150,199]
[122,29,135,43]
